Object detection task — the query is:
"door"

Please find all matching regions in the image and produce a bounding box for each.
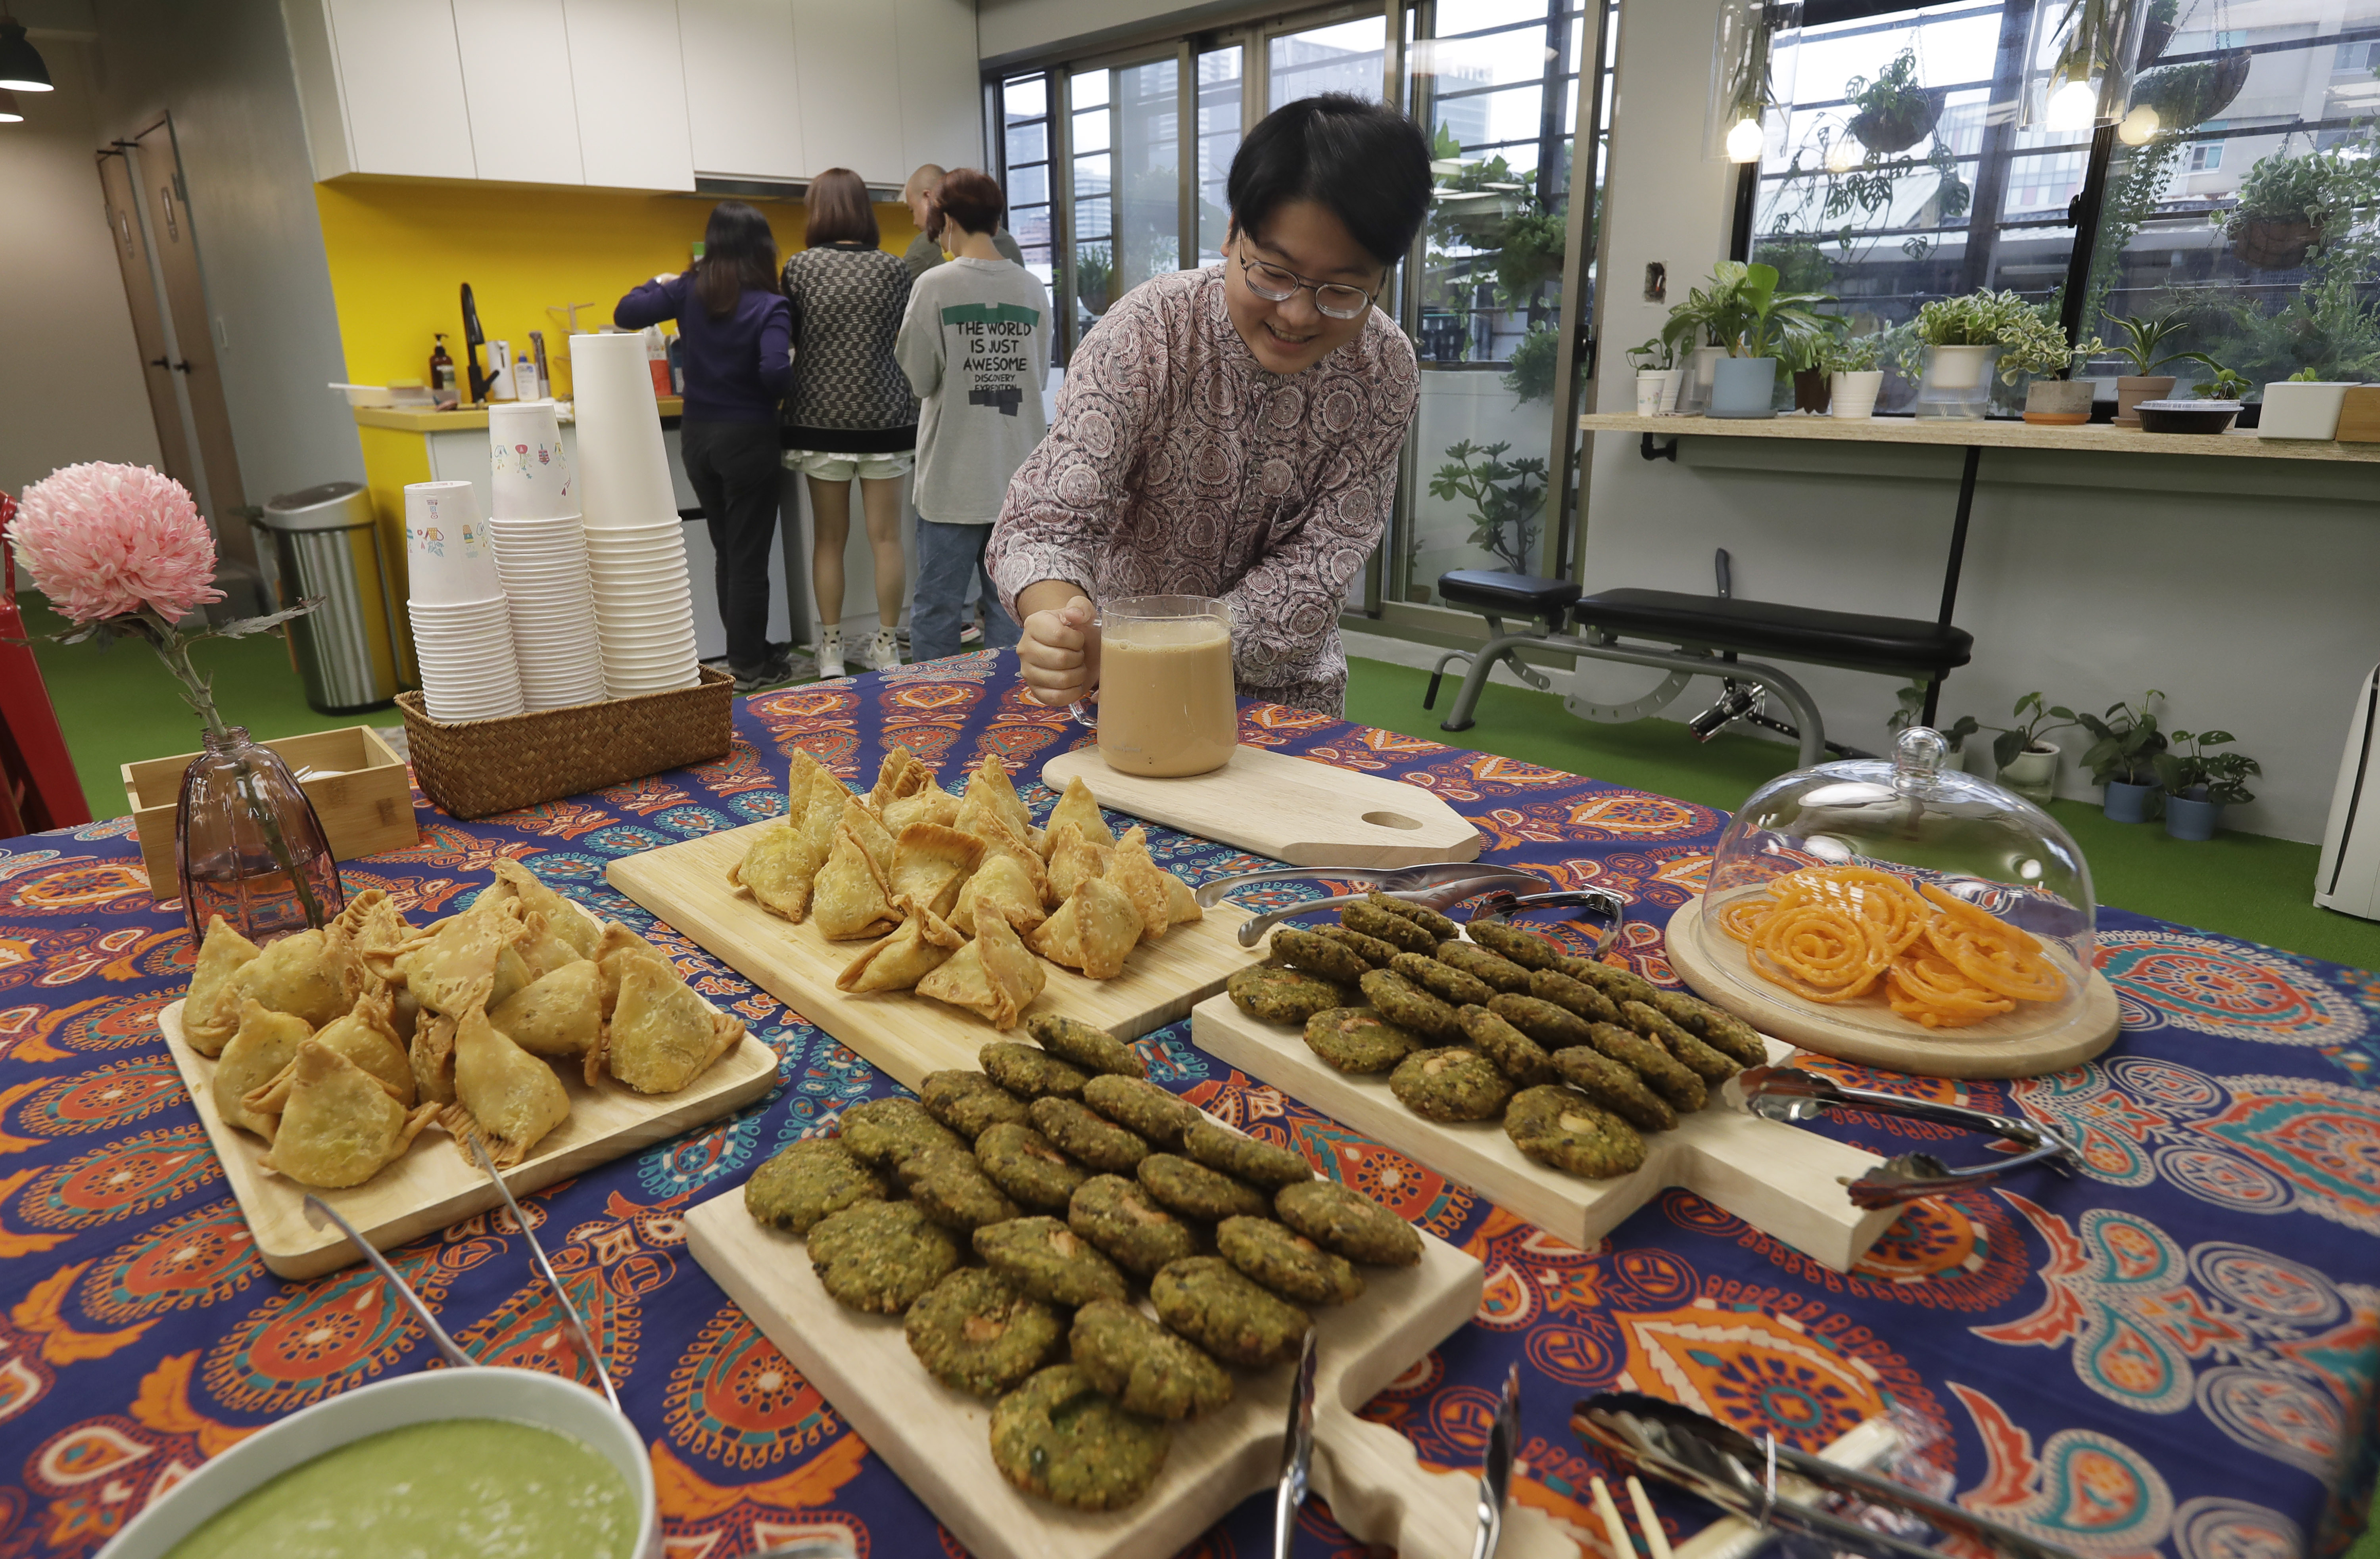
[131,118,254,574]
[96,149,198,500]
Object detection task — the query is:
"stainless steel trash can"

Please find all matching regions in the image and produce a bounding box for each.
[256,481,403,715]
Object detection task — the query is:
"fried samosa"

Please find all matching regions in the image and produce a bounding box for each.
[784,746,827,816]
[891,823,985,919]
[882,780,961,833]
[845,798,899,878]
[476,859,599,961]
[595,922,675,1018]
[184,916,263,1056]
[254,1039,439,1188]
[870,745,932,811]
[489,959,603,1058]
[446,1000,572,1166]
[955,799,1054,905]
[813,809,904,941]
[512,911,586,983]
[235,926,362,1030]
[309,980,415,1106]
[964,754,1036,841]
[601,958,746,1093]
[1029,877,1144,980]
[397,905,532,1017]
[836,899,965,993]
[1046,775,1116,851]
[731,820,817,920]
[213,999,315,1141]
[1046,822,1117,905]
[949,852,1048,938]
[332,890,419,984]
[1107,826,1192,942]
[916,911,1047,1029]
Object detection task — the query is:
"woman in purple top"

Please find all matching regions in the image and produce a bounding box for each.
[615,200,794,690]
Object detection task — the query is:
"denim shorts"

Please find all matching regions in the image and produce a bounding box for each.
[782,449,915,481]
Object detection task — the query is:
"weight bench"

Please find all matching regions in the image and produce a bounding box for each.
[1423,568,1973,769]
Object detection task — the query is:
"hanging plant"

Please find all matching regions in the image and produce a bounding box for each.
[1845,50,1946,154]
[2129,49,2251,129]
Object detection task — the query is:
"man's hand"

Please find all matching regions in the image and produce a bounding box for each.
[1018,593,1099,707]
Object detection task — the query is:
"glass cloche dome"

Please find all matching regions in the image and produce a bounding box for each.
[1689,726,2096,1041]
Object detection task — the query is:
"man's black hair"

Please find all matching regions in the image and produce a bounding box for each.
[1225,94,1432,270]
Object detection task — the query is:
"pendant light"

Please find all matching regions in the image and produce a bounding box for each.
[2020,0,2142,132]
[0,88,21,123]
[0,13,52,92]
[1706,0,1802,163]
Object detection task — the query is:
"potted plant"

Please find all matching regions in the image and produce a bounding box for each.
[2139,0,2179,64]
[2259,364,2360,439]
[1997,308,2103,424]
[1987,692,2079,804]
[2179,353,2253,403]
[1659,274,1737,414]
[1845,49,1947,154]
[2154,728,2259,840]
[1909,290,2036,419]
[2075,691,2167,821]
[1822,332,1887,419]
[2223,149,2380,271]
[1670,261,1835,420]
[2104,313,2189,426]
[1785,320,1839,413]
[1628,337,1683,416]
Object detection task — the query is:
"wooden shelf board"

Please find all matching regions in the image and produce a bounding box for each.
[1580,411,2380,463]
[353,396,683,433]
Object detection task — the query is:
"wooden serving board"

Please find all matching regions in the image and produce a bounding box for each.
[1193,994,1901,1272]
[608,820,1258,1091]
[1040,745,1482,869]
[159,998,778,1279]
[1665,894,2123,1080]
[685,1188,1575,1559]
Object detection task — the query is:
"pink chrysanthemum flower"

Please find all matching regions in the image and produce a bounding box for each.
[10,462,226,624]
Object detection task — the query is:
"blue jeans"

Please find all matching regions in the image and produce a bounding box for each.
[912,519,1021,664]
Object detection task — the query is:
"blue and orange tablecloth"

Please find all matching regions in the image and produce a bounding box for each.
[2,650,2376,1558]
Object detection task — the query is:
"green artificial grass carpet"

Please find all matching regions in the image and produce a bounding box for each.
[1343,657,2380,976]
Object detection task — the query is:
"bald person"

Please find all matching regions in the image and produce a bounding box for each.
[902,163,1026,279]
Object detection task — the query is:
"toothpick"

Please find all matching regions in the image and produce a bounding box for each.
[1628,1476,1674,1559]
[1591,1474,1637,1559]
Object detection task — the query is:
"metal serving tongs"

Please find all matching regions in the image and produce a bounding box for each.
[301,1195,478,1372]
[1572,1393,2085,1559]
[1736,1066,2080,1210]
[460,1128,625,1415]
[1472,1362,1521,1559]
[1274,1330,1320,1559]
[1465,885,1631,962]
[1198,862,1555,948]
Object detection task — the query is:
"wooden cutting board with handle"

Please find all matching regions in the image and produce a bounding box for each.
[1040,745,1482,868]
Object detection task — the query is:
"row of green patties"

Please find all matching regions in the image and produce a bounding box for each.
[1228,896,1770,1179]
[741,1011,1424,1513]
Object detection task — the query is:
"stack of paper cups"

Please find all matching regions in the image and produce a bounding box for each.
[572,331,700,695]
[485,400,604,710]
[585,522,701,694]
[404,481,525,722]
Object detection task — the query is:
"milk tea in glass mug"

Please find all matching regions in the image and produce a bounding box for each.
[1079,596,1238,777]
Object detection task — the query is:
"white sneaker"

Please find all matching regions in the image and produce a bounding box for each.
[814,627,845,679]
[871,628,902,669]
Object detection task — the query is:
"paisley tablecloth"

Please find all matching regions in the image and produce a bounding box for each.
[2,650,2375,1559]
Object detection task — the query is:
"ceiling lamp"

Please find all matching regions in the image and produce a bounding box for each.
[0,88,20,122]
[2116,103,2161,144]
[0,16,52,92]
[2044,78,2100,130]
[1726,115,1767,161]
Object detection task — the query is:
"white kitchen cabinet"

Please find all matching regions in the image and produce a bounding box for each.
[564,0,697,191]
[298,0,477,180]
[454,0,585,185]
[791,0,904,186]
[679,0,804,180]
[895,0,982,175]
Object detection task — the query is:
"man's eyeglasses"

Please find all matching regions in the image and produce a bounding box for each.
[1234,241,1381,320]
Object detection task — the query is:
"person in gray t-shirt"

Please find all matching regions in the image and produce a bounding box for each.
[902,163,1025,280]
[895,169,1054,663]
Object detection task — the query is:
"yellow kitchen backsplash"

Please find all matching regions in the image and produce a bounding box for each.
[315,179,920,394]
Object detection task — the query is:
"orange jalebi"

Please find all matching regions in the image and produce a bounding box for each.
[1718,865,2065,1030]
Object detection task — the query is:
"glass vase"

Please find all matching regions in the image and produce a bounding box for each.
[174,725,345,944]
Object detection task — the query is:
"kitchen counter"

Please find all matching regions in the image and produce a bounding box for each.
[353,396,684,432]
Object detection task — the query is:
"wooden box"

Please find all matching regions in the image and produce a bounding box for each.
[121,725,420,900]
[2335,386,2380,443]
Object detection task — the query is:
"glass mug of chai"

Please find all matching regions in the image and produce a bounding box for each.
[1067,596,1238,777]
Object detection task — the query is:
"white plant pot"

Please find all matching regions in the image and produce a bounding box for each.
[1829,370,1883,418]
[1996,741,2062,805]
[2257,380,2355,440]
[1635,369,1683,416]
[1679,345,1728,413]
[1925,343,1997,390]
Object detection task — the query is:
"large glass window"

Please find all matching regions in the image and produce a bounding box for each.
[1270,17,1388,106]
[1065,60,1182,346]
[1197,48,1245,264]
[1003,75,1056,296]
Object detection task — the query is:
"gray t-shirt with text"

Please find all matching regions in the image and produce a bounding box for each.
[894,257,1055,524]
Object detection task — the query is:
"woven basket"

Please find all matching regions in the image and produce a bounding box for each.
[395,668,735,819]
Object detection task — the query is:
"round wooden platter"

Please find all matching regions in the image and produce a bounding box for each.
[1664,893,2122,1080]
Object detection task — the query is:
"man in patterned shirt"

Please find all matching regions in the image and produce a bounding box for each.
[987,94,1432,717]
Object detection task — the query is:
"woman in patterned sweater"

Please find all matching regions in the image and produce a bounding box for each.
[782,168,917,678]
[987,95,1432,717]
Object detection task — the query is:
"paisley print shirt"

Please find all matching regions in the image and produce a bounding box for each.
[987,266,1418,715]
